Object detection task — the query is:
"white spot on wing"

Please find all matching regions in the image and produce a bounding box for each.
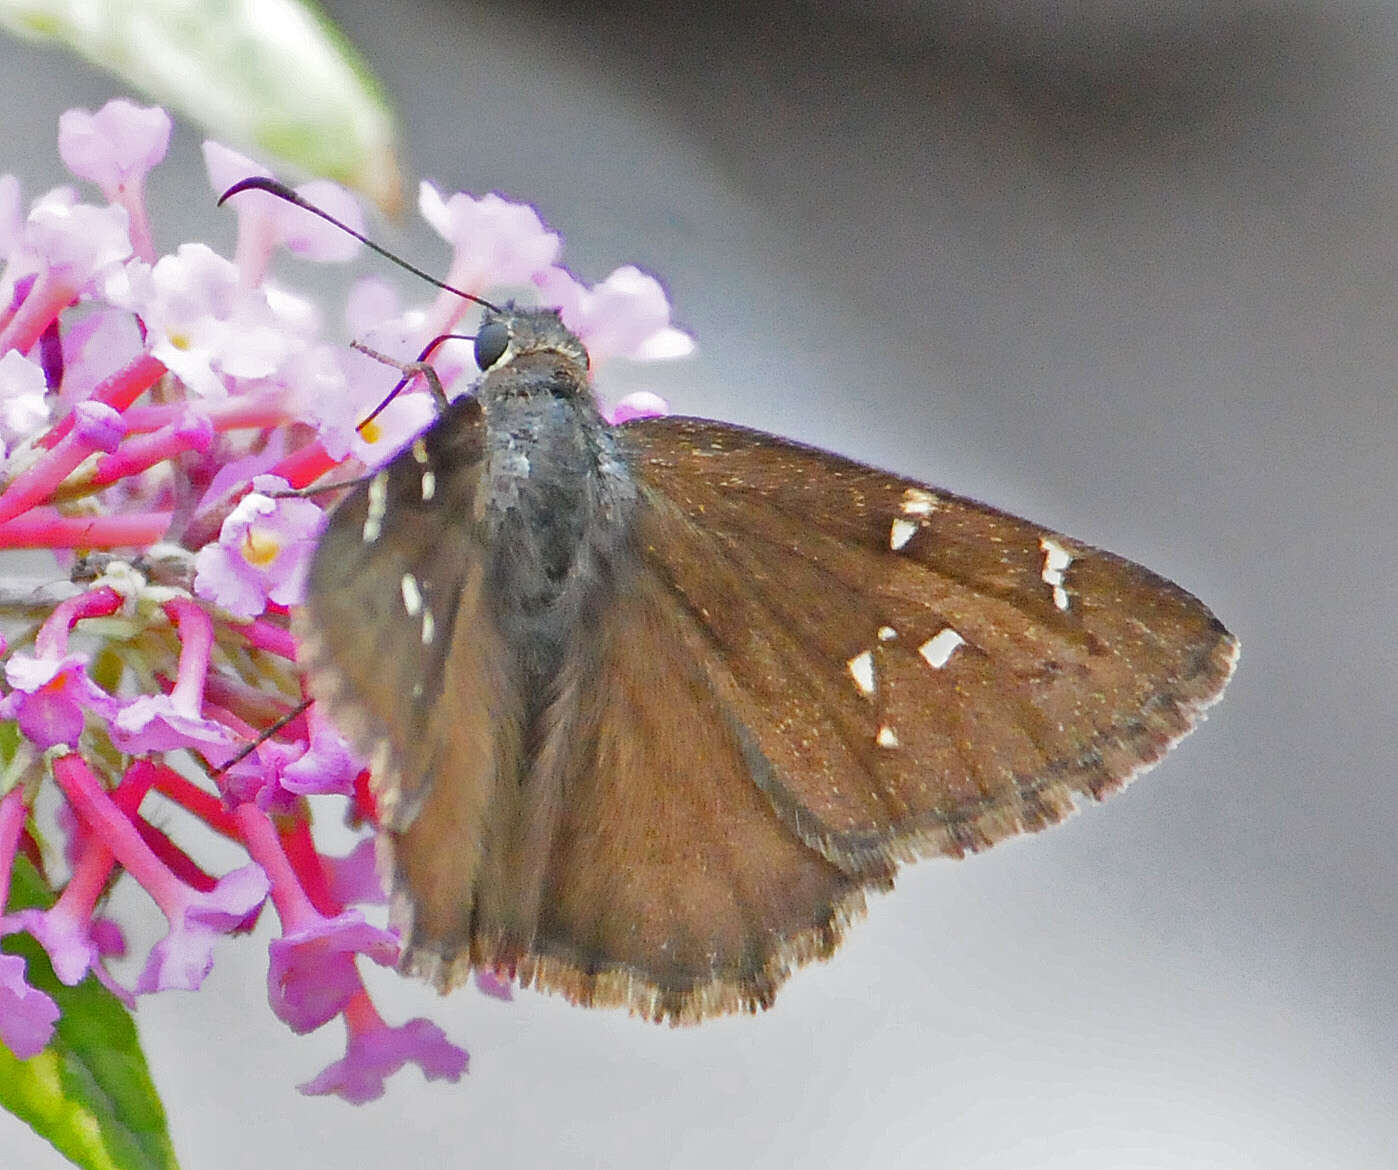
[400,573,423,617]
[877,626,897,642]
[900,487,937,516]
[891,488,938,550]
[847,650,876,696]
[411,438,429,465]
[876,725,900,748]
[362,472,388,543]
[1040,537,1073,611]
[918,628,966,669]
[420,470,436,501]
[421,607,435,645]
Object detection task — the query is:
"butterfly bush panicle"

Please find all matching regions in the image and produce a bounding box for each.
[0,98,692,1098]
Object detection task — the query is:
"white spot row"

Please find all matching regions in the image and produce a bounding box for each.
[848,624,966,700]
[362,472,388,544]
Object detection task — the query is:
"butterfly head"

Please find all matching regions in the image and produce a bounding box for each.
[474,303,590,388]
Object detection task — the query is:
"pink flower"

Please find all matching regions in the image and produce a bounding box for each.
[58,99,170,263]
[135,863,270,993]
[24,189,133,286]
[72,399,126,451]
[268,911,399,1033]
[58,100,171,197]
[0,954,59,1059]
[105,242,318,399]
[206,142,363,275]
[320,839,384,907]
[418,182,560,291]
[0,101,692,1101]
[221,715,361,813]
[193,474,325,618]
[0,351,51,451]
[300,995,468,1103]
[607,391,670,424]
[535,264,695,364]
[2,652,120,749]
[279,716,361,797]
[109,599,236,757]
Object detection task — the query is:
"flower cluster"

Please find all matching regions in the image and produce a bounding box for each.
[0,99,690,1100]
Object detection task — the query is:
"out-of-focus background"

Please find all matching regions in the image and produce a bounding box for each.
[3,1,1396,1166]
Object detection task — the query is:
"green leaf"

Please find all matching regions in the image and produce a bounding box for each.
[0,0,402,212]
[1,857,180,1170]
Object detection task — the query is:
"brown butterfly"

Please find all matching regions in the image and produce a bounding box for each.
[294,304,1237,1025]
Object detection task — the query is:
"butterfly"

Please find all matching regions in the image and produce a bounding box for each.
[292,302,1238,1025]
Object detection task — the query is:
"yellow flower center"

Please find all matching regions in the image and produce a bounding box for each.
[242,526,281,567]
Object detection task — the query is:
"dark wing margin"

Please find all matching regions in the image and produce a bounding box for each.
[619,415,1238,876]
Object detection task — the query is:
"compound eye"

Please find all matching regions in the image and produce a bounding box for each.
[474,320,510,370]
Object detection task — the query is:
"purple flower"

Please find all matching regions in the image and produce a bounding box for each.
[222,716,360,811]
[25,189,133,285]
[0,352,51,468]
[58,100,171,198]
[301,1008,468,1104]
[280,716,361,796]
[193,474,324,618]
[135,863,270,993]
[268,911,399,1034]
[321,839,385,907]
[286,338,433,465]
[105,242,317,399]
[111,597,237,755]
[73,399,126,451]
[419,181,560,292]
[535,264,694,364]
[0,100,701,1100]
[11,905,99,986]
[607,391,669,425]
[55,308,144,409]
[474,969,514,1001]
[0,953,59,1059]
[339,375,437,468]
[109,692,237,756]
[205,142,363,267]
[2,652,120,749]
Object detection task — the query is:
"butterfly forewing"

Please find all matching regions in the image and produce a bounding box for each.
[619,416,1238,873]
[294,397,528,972]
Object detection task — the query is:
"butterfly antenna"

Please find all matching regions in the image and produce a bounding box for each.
[210,697,314,777]
[352,333,475,428]
[218,177,501,314]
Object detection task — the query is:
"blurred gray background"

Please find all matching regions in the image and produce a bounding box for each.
[3,0,1396,1166]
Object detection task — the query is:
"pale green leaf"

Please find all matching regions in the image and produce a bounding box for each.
[1,858,180,1170]
[0,0,402,211]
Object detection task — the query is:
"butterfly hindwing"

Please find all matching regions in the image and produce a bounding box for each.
[506,562,886,1022]
[619,416,1238,874]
